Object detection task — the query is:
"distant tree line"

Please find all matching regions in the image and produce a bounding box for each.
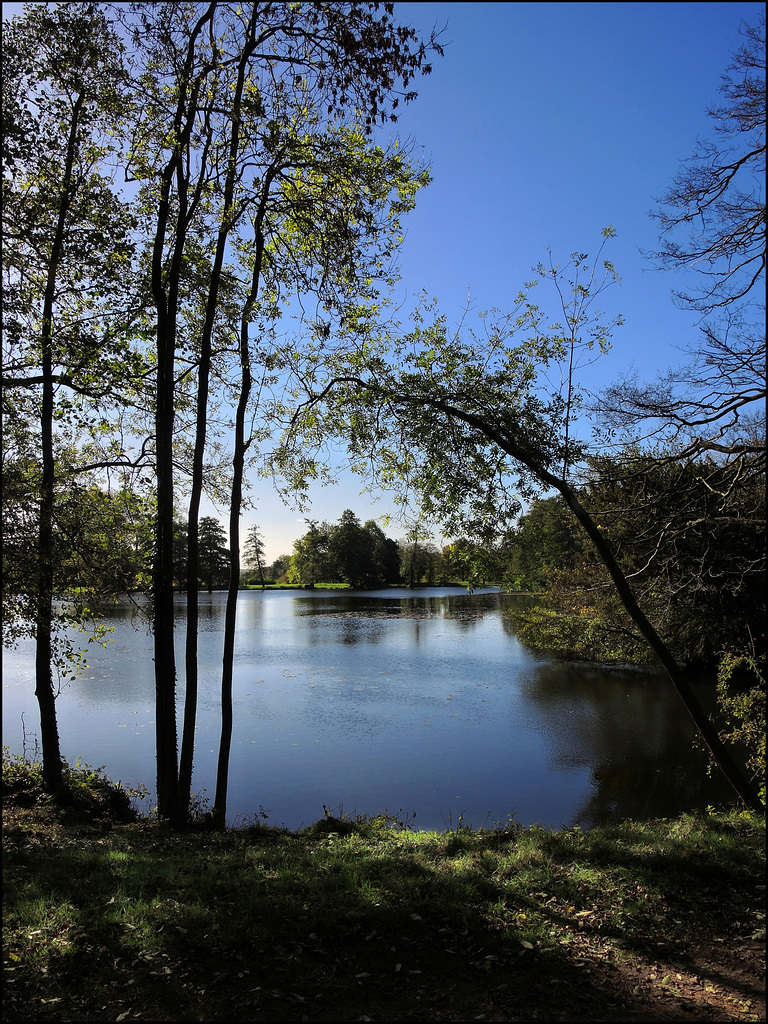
[261,510,506,589]
[6,482,761,678]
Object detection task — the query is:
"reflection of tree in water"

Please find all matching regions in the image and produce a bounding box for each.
[293,591,507,646]
[337,617,386,646]
[72,594,152,633]
[236,594,267,631]
[295,590,503,624]
[498,594,541,642]
[300,607,386,646]
[521,662,735,826]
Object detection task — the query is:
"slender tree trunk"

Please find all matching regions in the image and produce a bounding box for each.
[153,299,180,820]
[179,10,259,818]
[409,539,417,587]
[151,157,188,824]
[35,91,84,793]
[213,220,265,827]
[212,341,251,828]
[148,5,217,824]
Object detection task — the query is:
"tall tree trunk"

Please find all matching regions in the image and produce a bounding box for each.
[151,154,190,824]
[179,7,259,818]
[212,337,251,828]
[35,91,84,793]
[153,299,180,820]
[149,4,217,824]
[213,220,265,827]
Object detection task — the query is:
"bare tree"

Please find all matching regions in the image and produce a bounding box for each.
[646,14,765,313]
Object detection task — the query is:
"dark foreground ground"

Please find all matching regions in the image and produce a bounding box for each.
[2,755,765,1022]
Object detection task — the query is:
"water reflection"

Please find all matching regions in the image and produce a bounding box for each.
[522,660,717,824]
[2,588,738,829]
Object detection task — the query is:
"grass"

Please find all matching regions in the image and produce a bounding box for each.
[3,752,765,1022]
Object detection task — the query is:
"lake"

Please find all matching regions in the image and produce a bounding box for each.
[1,588,736,829]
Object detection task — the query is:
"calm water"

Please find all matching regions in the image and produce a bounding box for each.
[2,588,735,829]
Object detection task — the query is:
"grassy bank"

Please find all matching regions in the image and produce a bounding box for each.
[3,754,765,1022]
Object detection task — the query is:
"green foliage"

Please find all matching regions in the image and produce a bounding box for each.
[576,457,765,667]
[3,1,444,821]
[2,2,147,410]
[287,520,334,587]
[266,554,291,583]
[197,517,230,592]
[501,458,765,669]
[171,515,231,592]
[509,603,653,664]
[327,509,375,587]
[2,2,155,794]
[287,512,404,588]
[397,522,442,586]
[1,478,153,670]
[504,495,580,591]
[363,519,402,585]
[717,645,766,804]
[275,234,623,541]
[2,748,141,821]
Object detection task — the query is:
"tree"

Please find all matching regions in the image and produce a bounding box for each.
[172,518,189,591]
[646,14,765,313]
[243,525,267,588]
[288,522,333,587]
[278,234,764,813]
[328,509,375,587]
[506,496,581,591]
[504,460,764,666]
[268,554,291,583]
[122,0,223,826]
[3,1,442,825]
[53,484,154,597]
[2,3,145,793]
[441,539,476,584]
[118,0,441,825]
[598,16,765,790]
[400,522,433,588]
[198,517,229,592]
[363,520,401,585]
[583,457,764,666]
[442,535,507,587]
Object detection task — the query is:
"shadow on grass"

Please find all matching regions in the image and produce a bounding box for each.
[3,810,764,1021]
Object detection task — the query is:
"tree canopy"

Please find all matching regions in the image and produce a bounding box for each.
[2,0,443,821]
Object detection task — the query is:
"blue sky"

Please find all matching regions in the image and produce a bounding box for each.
[5,2,763,561]
[381,1,761,369]
[252,0,763,560]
